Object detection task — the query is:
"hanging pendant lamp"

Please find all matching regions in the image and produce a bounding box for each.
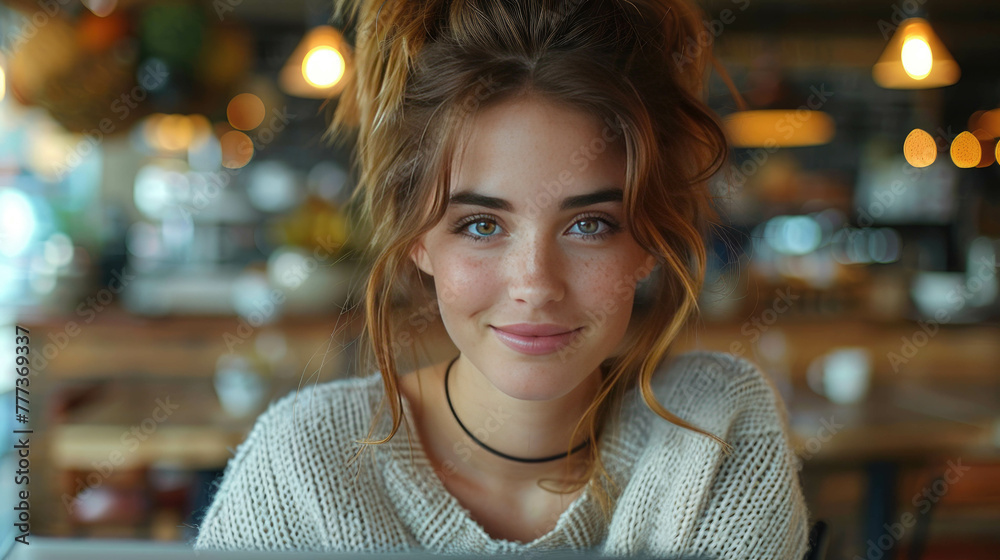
[716,60,835,149]
[873,18,959,89]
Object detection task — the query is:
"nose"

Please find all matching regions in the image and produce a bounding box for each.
[503,233,566,307]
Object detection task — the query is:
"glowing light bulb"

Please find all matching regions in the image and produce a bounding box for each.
[302,46,345,88]
[901,36,933,80]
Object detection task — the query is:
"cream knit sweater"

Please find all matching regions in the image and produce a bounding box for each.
[193,350,810,558]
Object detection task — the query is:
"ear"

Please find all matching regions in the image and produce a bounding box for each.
[409,238,434,277]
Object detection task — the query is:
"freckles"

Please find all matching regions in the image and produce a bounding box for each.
[437,254,495,306]
[578,258,638,314]
[587,256,630,283]
[580,261,622,293]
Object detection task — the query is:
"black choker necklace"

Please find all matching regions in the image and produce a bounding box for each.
[443,354,591,464]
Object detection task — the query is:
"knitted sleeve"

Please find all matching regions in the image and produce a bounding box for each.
[192,394,316,551]
[684,352,811,560]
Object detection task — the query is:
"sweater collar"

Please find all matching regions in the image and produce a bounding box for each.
[374,381,649,553]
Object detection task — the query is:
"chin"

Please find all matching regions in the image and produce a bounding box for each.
[481,362,590,402]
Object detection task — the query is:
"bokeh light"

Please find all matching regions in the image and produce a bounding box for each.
[142,114,165,149]
[248,160,299,212]
[764,215,823,256]
[903,128,936,167]
[302,46,345,88]
[43,233,74,268]
[973,129,996,168]
[969,109,1000,138]
[0,189,37,257]
[950,131,981,168]
[227,93,265,131]
[134,163,184,220]
[82,0,118,17]
[155,114,195,152]
[220,130,254,169]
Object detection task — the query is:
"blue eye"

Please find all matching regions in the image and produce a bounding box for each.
[466,219,500,240]
[570,218,604,236]
[450,213,621,243]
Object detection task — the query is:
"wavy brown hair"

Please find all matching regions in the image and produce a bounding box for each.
[325,0,735,521]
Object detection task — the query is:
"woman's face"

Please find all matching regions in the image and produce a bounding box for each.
[410,94,655,401]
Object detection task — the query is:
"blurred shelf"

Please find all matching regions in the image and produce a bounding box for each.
[51,424,246,470]
[20,305,364,380]
[47,372,305,470]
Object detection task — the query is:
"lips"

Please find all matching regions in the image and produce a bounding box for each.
[490,324,583,356]
[492,323,576,336]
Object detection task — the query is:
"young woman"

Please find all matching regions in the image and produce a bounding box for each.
[194,0,811,557]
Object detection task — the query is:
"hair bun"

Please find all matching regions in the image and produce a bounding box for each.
[329,0,450,147]
[328,0,729,148]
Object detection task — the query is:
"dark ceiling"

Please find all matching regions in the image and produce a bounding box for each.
[210,0,1000,30]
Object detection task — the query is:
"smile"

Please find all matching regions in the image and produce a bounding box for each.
[490,326,583,356]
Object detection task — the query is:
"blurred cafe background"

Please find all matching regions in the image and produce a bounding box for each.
[0,0,998,558]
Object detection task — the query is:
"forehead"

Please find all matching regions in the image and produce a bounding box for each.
[449,95,626,206]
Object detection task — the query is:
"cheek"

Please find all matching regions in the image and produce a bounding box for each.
[577,257,642,322]
[433,252,497,313]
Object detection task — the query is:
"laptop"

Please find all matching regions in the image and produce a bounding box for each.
[5,537,711,559]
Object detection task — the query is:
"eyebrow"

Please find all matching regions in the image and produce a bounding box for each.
[448,187,623,212]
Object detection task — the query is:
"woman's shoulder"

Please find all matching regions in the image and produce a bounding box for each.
[262,370,386,430]
[650,350,788,436]
[193,371,388,551]
[634,351,810,559]
[221,370,388,479]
